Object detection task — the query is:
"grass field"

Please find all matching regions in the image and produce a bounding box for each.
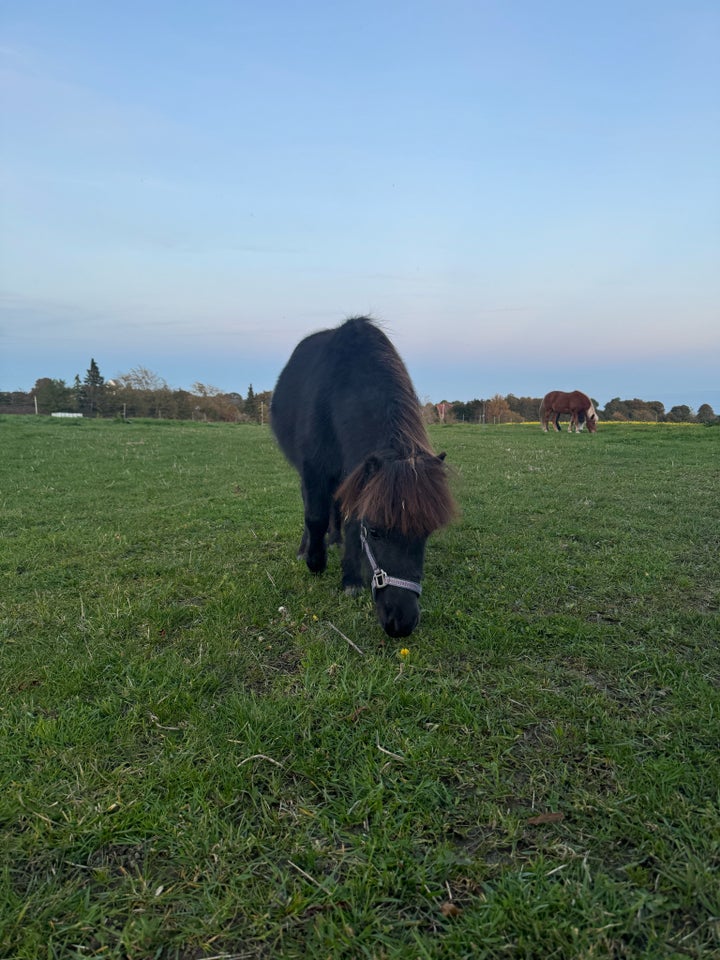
[1,415,718,959]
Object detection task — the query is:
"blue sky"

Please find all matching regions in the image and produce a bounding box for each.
[2,0,718,410]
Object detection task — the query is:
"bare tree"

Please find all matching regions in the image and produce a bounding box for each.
[485,394,513,424]
[115,367,168,392]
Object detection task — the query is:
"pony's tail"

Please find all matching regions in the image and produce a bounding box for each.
[538,398,545,424]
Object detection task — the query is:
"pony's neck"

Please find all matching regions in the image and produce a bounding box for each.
[387,405,433,459]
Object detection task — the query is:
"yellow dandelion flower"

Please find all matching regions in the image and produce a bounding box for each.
[399,648,410,657]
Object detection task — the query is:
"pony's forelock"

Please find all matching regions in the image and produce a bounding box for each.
[337,452,456,538]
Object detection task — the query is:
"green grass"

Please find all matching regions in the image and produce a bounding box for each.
[1,416,718,959]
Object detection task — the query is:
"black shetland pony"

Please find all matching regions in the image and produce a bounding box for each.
[271,317,456,638]
[540,390,598,434]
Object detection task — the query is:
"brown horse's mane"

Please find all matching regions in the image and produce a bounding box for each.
[335,323,457,537]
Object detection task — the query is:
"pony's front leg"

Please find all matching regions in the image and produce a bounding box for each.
[304,520,329,573]
[300,471,331,574]
[341,517,363,596]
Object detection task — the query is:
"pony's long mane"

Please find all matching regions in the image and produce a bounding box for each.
[334,320,456,537]
[366,322,435,459]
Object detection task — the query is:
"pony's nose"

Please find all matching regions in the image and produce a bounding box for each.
[381,604,420,639]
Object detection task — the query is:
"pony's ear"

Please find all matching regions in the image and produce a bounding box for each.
[363,455,383,480]
[437,451,447,462]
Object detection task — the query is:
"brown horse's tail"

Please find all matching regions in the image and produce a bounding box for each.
[538,397,546,426]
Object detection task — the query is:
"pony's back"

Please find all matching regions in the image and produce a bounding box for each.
[270,327,335,470]
[272,317,432,470]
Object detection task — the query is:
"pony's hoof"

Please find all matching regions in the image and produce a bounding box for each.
[306,552,327,574]
[343,583,363,597]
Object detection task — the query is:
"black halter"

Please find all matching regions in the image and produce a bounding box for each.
[360,524,422,598]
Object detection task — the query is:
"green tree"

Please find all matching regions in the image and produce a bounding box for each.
[0,390,33,413]
[244,384,258,421]
[602,397,626,420]
[32,378,73,414]
[72,374,85,412]
[626,399,657,422]
[696,403,717,425]
[450,399,484,422]
[666,405,695,423]
[83,359,105,414]
[506,394,543,421]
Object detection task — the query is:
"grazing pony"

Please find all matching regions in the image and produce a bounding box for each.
[540,390,598,433]
[271,317,456,638]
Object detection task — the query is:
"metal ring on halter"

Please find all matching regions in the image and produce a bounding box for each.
[360,524,422,598]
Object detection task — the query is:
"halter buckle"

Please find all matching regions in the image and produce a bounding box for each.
[372,568,389,591]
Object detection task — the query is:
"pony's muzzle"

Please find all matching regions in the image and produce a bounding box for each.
[375,588,420,638]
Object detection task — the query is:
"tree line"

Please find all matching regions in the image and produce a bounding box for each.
[1,360,717,425]
[442,394,718,424]
[0,361,271,423]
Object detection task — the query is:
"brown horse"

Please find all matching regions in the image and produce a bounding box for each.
[540,390,598,433]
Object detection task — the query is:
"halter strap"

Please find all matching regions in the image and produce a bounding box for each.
[360,524,422,597]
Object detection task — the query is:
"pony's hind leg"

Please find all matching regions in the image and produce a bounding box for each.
[297,525,309,560]
[328,499,343,547]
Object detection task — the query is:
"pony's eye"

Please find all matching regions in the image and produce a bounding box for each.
[368,527,380,539]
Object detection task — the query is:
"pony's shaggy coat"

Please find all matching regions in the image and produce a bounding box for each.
[270,316,456,636]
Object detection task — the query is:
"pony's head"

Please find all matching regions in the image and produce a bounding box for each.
[336,449,456,638]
